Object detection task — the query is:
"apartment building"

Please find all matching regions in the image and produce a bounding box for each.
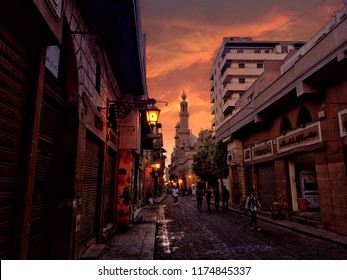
[210,37,305,133]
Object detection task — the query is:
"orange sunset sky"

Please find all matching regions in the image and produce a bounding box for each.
[140,0,344,163]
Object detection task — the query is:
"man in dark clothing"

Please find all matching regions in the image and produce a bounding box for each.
[196,182,205,211]
[196,187,204,211]
[205,190,212,213]
[222,186,230,211]
[213,188,220,212]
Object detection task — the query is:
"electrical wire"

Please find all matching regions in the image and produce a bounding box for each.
[255,0,327,38]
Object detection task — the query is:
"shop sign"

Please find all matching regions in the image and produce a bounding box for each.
[243,148,251,162]
[338,109,347,137]
[277,121,322,153]
[252,140,273,160]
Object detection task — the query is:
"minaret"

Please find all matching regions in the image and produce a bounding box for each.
[179,91,189,130]
[177,91,191,148]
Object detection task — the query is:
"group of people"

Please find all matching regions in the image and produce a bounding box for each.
[196,185,230,213]
[171,184,262,231]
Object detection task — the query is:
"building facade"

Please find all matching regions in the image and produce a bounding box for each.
[215,5,347,235]
[0,0,156,259]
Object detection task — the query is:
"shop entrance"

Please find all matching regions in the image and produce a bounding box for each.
[293,153,320,211]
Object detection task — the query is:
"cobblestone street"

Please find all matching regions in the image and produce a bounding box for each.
[154,195,347,260]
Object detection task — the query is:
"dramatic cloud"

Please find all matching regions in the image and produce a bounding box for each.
[141,0,344,162]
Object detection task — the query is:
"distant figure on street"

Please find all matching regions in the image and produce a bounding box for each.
[196,183,204,212]
[205,189,212,213]
[213,188,220,212]
[171,186,180,206]
[222,186,230,211]
[245,189,262,231]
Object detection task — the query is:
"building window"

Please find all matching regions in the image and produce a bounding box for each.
[95,62,101,93]
[257,63,263,68]
[239,78,245,84]
[239,63,245,68]
[280,115,292,134]
[281,46,288,53]
[297,106,312,128]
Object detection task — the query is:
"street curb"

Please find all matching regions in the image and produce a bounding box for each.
[231,208,347,248]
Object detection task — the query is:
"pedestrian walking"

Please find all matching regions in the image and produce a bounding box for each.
[171,186,180,206]
[222,186,230,211]
[213,188,220,212]
[245,189,262,231]
[196,183,204,212]
[205,189,212,213]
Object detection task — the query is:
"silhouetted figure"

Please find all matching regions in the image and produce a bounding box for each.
[196,182,205,211]
[213,188,220,212]
[205,190,212,213]
[196,186,204,212]
[222,186,230,211]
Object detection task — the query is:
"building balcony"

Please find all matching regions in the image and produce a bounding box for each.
[210,92,215,103]
[211,105,216,115]
[211,116,216,127]
[221,52,288,70]
[221,67,264,85]
[152,133,163,150]
[221,82,253,99]
[210,80,215,91]
[222,95,240,114]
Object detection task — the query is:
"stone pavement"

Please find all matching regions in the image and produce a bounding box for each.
[100,194,347,260]
[101,194,165,260]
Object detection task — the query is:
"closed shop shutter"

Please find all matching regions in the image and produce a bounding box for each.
[257,163,277,210]
[245,166,253,193]
[103,149,115,226]
[0,25,30,259]
[28,72,65,259]
[231,167,240,204]
[80,134,102,249]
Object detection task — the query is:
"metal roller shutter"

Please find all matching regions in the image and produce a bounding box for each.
[28,72,65,259]
[80,134,102,248]
[231,167,240,204]
[257,163,277,210]
[0,24,30,259]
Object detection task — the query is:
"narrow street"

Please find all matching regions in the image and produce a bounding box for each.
[155,194,347,260]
